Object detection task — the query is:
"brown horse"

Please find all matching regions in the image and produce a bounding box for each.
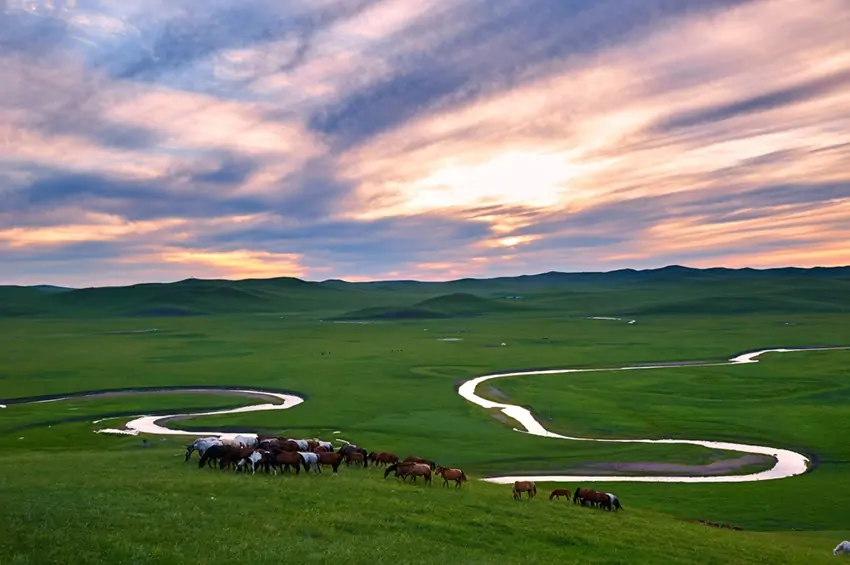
[314,445,330,453]
[573,487,620,511]
[384,461,415,480]
[316,451,344,474]
[221,446,255,470]
[435,466,468,488]
[339,445,369,467]
[549,489,571,502]
[403,456,436,470]
[402,463,432,485]
[270,451,302,474]
[512,481,537,500]
[368,451,398,467]
[345,452,365,466]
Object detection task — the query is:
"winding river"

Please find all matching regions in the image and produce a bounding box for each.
[6,345,848,484]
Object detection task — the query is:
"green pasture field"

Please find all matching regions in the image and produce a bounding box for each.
[2,272,850,564]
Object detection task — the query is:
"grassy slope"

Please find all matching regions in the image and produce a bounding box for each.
[2,269,850,563]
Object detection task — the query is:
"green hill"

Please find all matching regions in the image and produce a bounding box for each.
[2,265,849,318]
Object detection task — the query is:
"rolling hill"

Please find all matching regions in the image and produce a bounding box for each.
[1,265,848,318]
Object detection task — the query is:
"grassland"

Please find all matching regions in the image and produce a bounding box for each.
[1,266,849,564]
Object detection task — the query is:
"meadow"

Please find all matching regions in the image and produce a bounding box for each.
[1,267,849,564]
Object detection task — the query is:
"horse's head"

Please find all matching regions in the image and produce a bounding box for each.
[384,464,397,479]
[434,466,444,475]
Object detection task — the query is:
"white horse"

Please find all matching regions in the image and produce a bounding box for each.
[237,450,265,474]
[289,438,309,451]
[184,437,222,461]
[834,541,850,556]
[233,434,258,448]
[298,451,319,473]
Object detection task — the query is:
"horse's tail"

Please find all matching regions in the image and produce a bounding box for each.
[532,484,537,496]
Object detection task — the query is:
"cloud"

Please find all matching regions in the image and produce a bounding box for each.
[1,0,849,286]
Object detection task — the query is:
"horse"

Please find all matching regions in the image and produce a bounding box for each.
[237,450,267,474]
[549,489,572,502]
[573,487,612,510]
[834,541,850,556]
[339,445,369,467]
[606,493,624,512]
[344,452,365,466]
[384,461,419,480]
[316,451,344,474]
[298,451,320,473]
[513,481,537,500]
[219,437,244,449]
[184,437,222,462]
[270,451,302,474]
[314,445,329,453]
[401,463,432,484]
[317,441,334,452]
[403,456,436,470]
[198,444,229,469]
[221,447,256,470]
[435,467,467,488]
[233,435,258,448]
[373,452,399,467]
[288,438,309,451]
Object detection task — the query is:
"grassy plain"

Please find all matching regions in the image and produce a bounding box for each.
[1,268,849,564]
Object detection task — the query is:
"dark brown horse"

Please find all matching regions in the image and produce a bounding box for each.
[403,456,436,470]
[345,452,365,466]
[314,445,330,453]
[573,487,621,511]
[316,451,344,474]
[368,451,397,467]
[270,451,302,474]
[384,461,419,480]
[513,481,537,500]
[434,466,468,488]
[549,489,571,502]
[339,445,369,468]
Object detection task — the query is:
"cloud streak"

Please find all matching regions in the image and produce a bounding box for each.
[0,0,848,286]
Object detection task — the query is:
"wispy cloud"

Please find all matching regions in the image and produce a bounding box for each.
[1,0,848,285]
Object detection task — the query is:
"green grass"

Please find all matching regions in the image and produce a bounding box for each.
[2,269,850,563]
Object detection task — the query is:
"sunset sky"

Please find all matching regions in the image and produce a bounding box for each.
[2,0,849,286]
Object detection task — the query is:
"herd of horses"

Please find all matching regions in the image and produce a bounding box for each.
[184,435,624,511]
[184,435,470,489]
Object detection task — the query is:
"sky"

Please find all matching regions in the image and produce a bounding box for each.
[1,0,849,287]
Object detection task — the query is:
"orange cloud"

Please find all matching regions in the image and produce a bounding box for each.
[335,0,850,260]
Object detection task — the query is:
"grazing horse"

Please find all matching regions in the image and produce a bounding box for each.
[371,452,399,467]
[316,451,344,474]
[270,451,302,474]
[400,463,432,484]
[512,481,537,500]
[237,450,267,474]
[549,489,572,502]
[345,452,365,466]
[403,456,436,470]
[435,467,467,488]
[384,462,419,480]
[289,438,310,451]
[233,435,258,448]
[606,493,623,512]
[834,541,850,556]
[573,488,614,511]
[222,447,255,470]
[198,444,229,469]
[184,437,222,462]
[298,451,320,473]
[339,445,369,468]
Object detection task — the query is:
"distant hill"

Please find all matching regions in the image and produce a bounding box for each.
[2,265,848,318]
[333,292,531,320]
